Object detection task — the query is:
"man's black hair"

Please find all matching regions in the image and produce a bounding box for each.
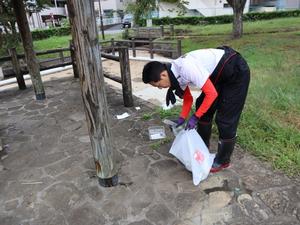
[142,61,166,84]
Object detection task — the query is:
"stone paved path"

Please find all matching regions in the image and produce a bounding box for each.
[0,73,299,225]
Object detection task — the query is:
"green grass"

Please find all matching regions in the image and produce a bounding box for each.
[33,33,123,51]
[142,105,183,121]
[150,137,172,150]
[176,17,300,36]
[178,18,300,176]
[33,35,72,51]
[33,35,72,60]
[142,113,153,120]
[158,105,182,119]
[0,33,123,58]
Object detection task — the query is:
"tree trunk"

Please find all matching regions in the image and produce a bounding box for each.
[227,0,247,39]
[10,21,17,35]
[11,0,45,100]
[66,0,118,187]
[232,10,243,38]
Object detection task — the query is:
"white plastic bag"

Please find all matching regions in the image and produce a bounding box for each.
[169,129,215,186]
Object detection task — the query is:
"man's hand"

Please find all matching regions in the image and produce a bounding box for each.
[185,114,199,130]
[176,117,185,127]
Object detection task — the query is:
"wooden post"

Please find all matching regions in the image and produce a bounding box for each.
[160,25,164,37]
[111,38,115,55]
[118,47,133,107]
[98,0,105,40]
[0,67,3,80]
[177,39,182,58]
[11,0,46,100]
[149,38,154,59]
[69,40,79,78]
[59,51,65,63]
[131,38,136,57]
[170,24,174,37]
[67,0,118,187]
[123,28,129,39]
[9,48,26,90]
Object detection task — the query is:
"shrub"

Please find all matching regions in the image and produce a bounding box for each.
[146,10,300,26]
[31,27,71,40]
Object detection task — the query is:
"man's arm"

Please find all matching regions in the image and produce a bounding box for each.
[194,78,218,118]
[180,86,193,119]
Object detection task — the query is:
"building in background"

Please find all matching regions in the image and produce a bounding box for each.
[25,0,299,30]
[94,0,130,18]
[26,0,67,29]
[27,0,133,29]
[94,0,134,25]
[153,0,299,18]
[39,0,67,27]
[250,0,300,11]
[158,0,250,18]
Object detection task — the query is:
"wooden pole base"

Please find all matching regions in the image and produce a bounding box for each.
[98,174,118,187]
[35,93,46,100]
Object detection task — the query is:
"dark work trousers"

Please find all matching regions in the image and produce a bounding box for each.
[195,54,250,140]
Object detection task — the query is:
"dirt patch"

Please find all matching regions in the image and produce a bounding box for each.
[102,59,149,92]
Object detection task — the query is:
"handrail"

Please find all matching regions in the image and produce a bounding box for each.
[0,44,134,107]
[0,38,180,63]
[101,38,181,59]
[101,53,119,62]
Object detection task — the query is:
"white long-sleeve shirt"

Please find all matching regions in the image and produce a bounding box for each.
[171,49,225,90]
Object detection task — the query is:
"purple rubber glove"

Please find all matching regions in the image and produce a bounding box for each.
[185,114,199,130]
[176,117,185,128]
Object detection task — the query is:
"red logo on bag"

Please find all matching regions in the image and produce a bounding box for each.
[194,150,204,163]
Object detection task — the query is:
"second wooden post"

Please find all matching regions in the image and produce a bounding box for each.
[119,46,134,107]
[9,48,26,90]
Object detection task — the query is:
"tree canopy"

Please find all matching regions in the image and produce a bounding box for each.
[0,0,51,51]
[126,0,189,25]
[125,0,156,24]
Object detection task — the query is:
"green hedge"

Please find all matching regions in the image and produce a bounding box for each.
[31,26,71,40]
[148,10,300,25]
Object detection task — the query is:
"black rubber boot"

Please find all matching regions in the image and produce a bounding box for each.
[210,136,236,173]
[196,121,212,148]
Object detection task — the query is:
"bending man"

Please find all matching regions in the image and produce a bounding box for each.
[142,46,250,173]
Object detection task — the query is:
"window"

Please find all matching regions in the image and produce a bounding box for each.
[103,9,113,18]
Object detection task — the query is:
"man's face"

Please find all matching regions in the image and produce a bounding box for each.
[149,70,171,89]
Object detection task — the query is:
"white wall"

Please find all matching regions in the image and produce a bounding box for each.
[158,0,250,18]
[28,13,43,29]
[255,6,277,12]
[115,0,124,10]
[100,0,117,11]
[39,7,66,16]
[95,0,125,18]
[99,0,128,12]
[28,6,67,29]
[158,2,183,18]
[284,0,300,8]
